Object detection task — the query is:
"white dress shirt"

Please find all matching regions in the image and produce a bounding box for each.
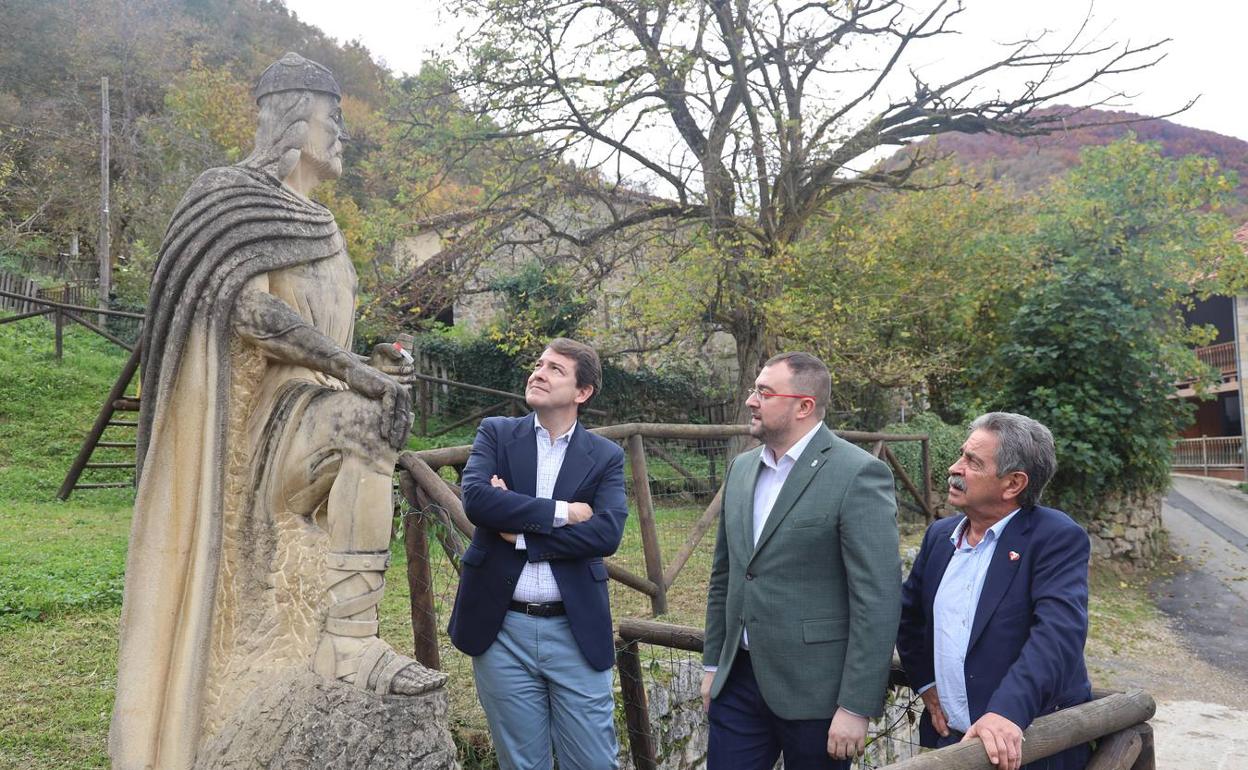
[928,509,1020,732]
[511,415,572,603]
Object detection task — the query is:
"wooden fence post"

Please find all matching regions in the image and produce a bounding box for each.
[628,433,667,615]
[1130,723,1155,770]
[54,307,63,359]
[616,638,657,770]
[920,436,933,519]
[418,378,429,436]
[399,470,440,670]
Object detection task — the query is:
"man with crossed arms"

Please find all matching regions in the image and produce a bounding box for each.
[448,338,627,769]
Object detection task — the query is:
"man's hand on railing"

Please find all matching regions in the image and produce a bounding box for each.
[963,711,1023,770]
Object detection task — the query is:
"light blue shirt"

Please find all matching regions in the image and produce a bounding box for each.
[928,509,1019,733]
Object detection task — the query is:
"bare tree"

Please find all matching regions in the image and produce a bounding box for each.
[403,0,1176,410]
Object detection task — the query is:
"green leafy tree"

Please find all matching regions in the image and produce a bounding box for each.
[486,262,595,355]
[770,166,1034,419]
[984,139,1243,514]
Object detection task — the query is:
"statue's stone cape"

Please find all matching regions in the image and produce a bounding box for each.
[113,165,341,769]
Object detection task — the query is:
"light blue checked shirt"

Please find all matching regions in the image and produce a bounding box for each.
[926,509,1019,733]
[511,415,572,602]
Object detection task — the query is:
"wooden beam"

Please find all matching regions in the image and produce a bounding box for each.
[1130,723,1155,770]
[617,618,705,653]
[0,288,144,318]
[1086,726,1142,770]
[615,639,657,770]
[395,451,658,597]
[883,445,936,522]
[399,469,441,671]
[644,441,700,486]
[409,425,934,468]
[62,310,134,351]
[428,399,510,437]
[0,307,55,324]
[57,343,141,500]
[662,484,723,588]
[883,690,1155,770]
[628,434,667,615]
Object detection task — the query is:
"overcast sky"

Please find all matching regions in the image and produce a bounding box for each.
[283,0,1247,142]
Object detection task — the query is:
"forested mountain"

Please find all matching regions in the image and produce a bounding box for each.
[0,0,479,321]
[904,108,1248,221]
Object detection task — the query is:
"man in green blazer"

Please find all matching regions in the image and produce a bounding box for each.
[702,351,902,769]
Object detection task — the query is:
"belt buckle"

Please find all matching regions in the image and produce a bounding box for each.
[524,602,544,616]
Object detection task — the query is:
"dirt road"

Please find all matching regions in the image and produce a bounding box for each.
[1137,475,1248,769]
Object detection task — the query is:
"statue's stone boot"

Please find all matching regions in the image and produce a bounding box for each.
[312,550,448,696]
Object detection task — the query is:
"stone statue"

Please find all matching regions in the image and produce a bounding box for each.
[110,53,448,770]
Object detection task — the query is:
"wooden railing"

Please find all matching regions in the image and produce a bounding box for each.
[1173,436,1244,473]
[0,288,144,354]
[614,619,1156,770]
[1195,341,1237,375]
[395,423,934,648]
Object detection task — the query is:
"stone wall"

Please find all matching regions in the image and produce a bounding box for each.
[1085,489,1166,566]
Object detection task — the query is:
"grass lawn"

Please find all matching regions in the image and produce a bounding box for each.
[0,313,1162,768]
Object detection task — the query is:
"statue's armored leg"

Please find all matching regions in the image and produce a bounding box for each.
[310,452,447,695]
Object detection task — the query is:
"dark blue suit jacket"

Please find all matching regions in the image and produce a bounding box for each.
[447,414,628,671]
[897,506,1092,768]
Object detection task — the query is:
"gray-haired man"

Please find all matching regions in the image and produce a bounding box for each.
[897,412,1092,770]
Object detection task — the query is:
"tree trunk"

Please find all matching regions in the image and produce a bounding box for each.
[726,319,768,454]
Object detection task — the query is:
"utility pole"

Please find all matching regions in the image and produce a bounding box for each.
[98,76,110,328]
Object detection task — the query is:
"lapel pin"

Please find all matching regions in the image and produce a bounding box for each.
[1008,550,1020,561]
[811,459,818,467]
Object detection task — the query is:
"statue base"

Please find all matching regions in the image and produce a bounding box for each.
[196,668,459,769]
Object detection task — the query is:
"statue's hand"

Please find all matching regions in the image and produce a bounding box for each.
[367,342,416,385]
[345,362,412,450]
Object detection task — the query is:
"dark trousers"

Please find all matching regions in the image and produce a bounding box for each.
[707,650,849,770]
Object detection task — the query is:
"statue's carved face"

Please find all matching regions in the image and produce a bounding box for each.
[301,93,347,182]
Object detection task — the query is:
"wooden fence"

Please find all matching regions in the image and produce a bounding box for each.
[0,287,143,354]
[394,425,1156,770]
[395,422,935,647]
[0,271,40,313]
[36,280,97,309]
[615,619,1155,770]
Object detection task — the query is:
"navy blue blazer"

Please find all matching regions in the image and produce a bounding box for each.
[447,414,628,671]
[897,505,1092,763]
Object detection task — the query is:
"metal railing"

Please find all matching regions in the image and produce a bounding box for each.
[1173,436,1244,473]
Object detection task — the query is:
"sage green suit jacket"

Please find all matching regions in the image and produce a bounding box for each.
[703,424,902,719]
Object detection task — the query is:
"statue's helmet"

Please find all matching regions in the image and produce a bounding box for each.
[253,52,341,104]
